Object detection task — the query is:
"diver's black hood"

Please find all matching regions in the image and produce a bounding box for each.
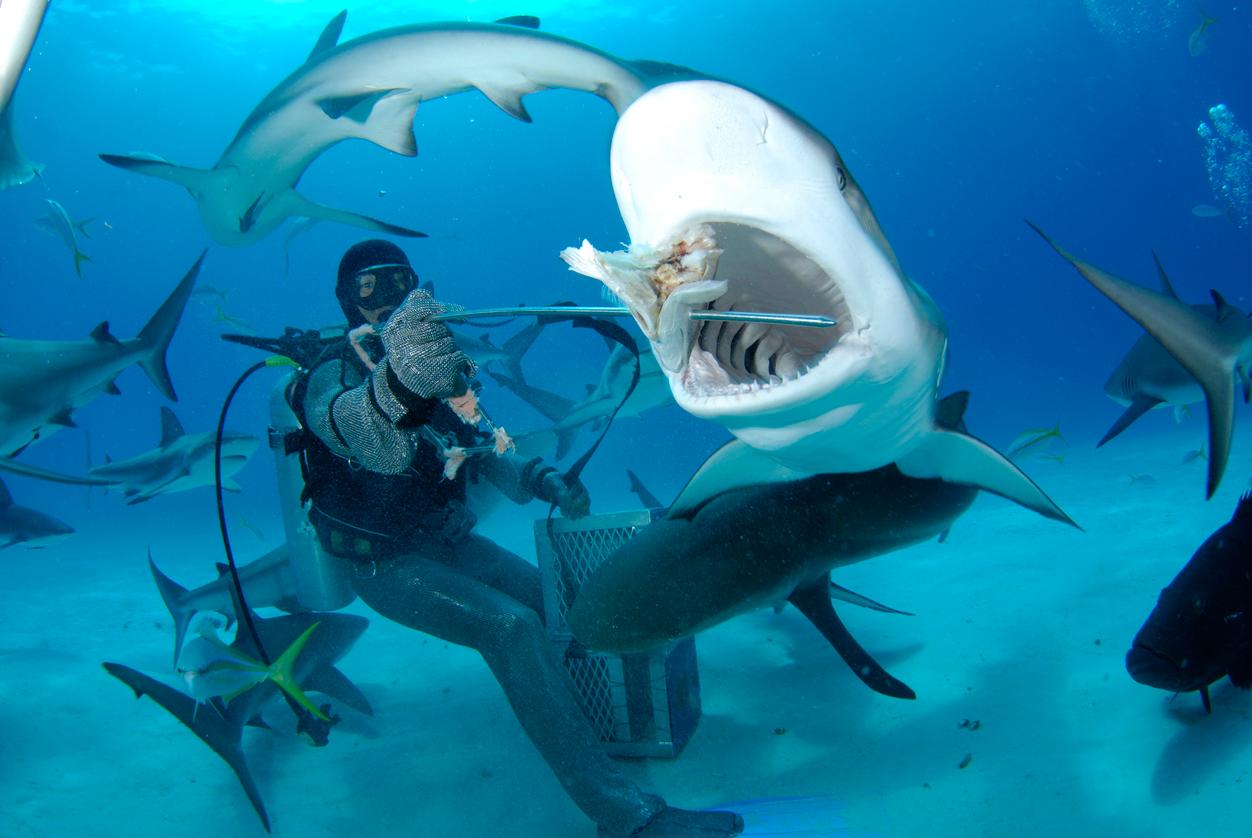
[335,239,414,327]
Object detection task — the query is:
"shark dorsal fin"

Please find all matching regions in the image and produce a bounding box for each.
[1211,289,1236,321]
[0,478,12,508]
[306,10,347,63]
[159,407,186,447]
[90,322,121,345]
[1151,251,1180,300]
[934,390,971,431]
[495,15,540,28]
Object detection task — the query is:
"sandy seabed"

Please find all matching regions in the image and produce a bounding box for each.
[2,417,1250,838]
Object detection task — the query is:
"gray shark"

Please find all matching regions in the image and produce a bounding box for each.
[1030,223,1252,498]
[0,252,201,478]
[0,476,73,549]
[568,392,981,699]
[1098,252,1210,446]
[35,200,92,277]
[489,343,673,459]
[104,606,371,832]
[450,317,546,383]
[100,13,654,246]
[565,80,1071,526]
[0,0,49,189]
[88,407,259,504]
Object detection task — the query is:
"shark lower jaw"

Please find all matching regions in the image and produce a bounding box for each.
[658,222,853,406]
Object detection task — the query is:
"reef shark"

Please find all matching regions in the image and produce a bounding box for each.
[1030,223,1252,498]
[0,252,201,486]
[569,392,982,699]
[100,12,655,246]
[564,80,1070,525]
[105,607,371,832]
[0,0,49,189]
[489,342,672,459]
[89,407,259,504]
[1097,252,1212,446]
[0,476,73,549]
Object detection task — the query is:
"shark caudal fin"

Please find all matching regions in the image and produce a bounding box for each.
[136,251,203,402]
[896,428,1078,527]
[149,551,197,667]
[1029,222,1242,498]
[102,662,271,833]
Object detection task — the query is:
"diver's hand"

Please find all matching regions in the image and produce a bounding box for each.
[543,471,591,519]
[420,498,478,543]
[379,290,477,399]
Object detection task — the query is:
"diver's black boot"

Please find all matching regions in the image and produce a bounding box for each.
[600,805,745,837]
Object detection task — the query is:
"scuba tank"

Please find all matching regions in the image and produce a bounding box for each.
[269,372,356,611]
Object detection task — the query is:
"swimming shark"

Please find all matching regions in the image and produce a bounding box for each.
[563,80,1070,525]
[100,13,655,246]
[1030,223,1252,498]
[1097,252,1210,446]
[0,476,73,549]
[104,607,371,833]
[451,317,547,384]
[35,200,93,277]
[0,0,48,189]
[0,252,201,482]
[568,391,982,699]
[88,407,259,504]
[489,343,672,459]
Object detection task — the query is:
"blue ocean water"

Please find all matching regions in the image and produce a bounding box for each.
[1,1,1251,836]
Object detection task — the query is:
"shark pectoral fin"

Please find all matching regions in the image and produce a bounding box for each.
[303,665,374,716]
[897,428,1078,528]
[1098,394,1161,447]
[477,82,537,122]
[1197,369,1235,499]
[788,578,915,700]
[98,153,220,197]
[317,88,417,156]
[668,439,811,519]
[222,479,244,493]
[283,190,426,239]
[828,581,915,616]
[149,552,194,667]
[102,662,271,833]
[1237,364,1251,403]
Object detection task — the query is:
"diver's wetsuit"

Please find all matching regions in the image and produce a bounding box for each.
[300,340,666,836]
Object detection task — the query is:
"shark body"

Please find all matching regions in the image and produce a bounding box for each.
[0,476,73,548]
[565,80,1069,524]
[0,253,201,483]
[489,343,672,459]
[569,392,982,699]
[89,407,259,504]
[1031,224,1252,497]
[101,14,652,246]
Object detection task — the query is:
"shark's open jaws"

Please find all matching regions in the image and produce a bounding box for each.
[565,80,1073,526]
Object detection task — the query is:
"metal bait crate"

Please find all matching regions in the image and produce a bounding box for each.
[535,509,701,758]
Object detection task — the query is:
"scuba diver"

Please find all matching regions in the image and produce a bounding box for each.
[292,239,745,838]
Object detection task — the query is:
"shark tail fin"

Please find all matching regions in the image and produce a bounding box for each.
[149,552,196,667]
[136,251,204,402]
[500,318,548,383]
[264,622,330,721]
[897,427,1078,528]
[102,662,271,833]
[283,190,427,240]
[73,250,92,278]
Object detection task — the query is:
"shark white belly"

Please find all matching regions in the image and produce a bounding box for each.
[565,80,1071,524]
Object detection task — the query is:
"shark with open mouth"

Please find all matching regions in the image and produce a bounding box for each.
[100,13,656,246]
[563,80,1071,524]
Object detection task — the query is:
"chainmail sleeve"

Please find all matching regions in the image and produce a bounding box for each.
[303,357,422,475]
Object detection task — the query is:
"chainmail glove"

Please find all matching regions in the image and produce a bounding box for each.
[379,289,478,400]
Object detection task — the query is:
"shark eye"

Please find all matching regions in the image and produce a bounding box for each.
[835,167,847,191]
